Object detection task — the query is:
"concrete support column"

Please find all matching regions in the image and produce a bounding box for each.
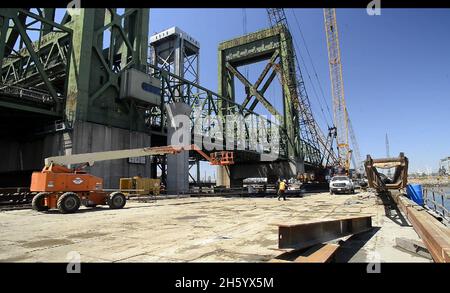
[217,166,243,188]
[217,165,230,188]
[166,102,191,195]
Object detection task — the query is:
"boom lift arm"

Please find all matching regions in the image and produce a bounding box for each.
[45,144,233,167]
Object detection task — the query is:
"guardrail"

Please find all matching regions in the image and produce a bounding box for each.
[422,186,450,221]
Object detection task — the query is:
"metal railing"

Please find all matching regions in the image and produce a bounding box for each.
[0,84,53,104]
[422,186,450,221]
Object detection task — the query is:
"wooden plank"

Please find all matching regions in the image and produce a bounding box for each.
[392,193,450,262]
[267,259,292,263]
[294,243,340,263]
[269,243,340,263]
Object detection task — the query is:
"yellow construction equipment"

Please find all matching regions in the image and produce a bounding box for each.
[324,8,351,173]
[120,177,161,196]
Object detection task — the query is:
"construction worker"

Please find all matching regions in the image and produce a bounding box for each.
[277,179,287,201]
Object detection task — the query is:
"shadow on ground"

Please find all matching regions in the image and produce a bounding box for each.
[334,226,381,262]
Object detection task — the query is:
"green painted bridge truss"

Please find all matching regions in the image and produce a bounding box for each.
[0,9,327,167]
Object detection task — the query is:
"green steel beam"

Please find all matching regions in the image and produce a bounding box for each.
[65,8,149,130]
[1,9,28,57]
[41,8,55,36]
[18,8,71,33]
[242,50,279,109]
[248,69,277,112]
[255,50,279,87]
[225,62,281,119]
[12,15,59,102]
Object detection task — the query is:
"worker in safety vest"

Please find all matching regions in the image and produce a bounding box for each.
[277,179,287,201]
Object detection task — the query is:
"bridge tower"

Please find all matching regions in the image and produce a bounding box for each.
[0,8,153,188]
[217,25,321,187]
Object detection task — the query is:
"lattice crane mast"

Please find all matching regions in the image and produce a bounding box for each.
[347,113,364,175]
[323,8,351,173]
[266,8,338,167]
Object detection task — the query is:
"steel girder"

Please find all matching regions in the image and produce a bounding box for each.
[278,216,373,250]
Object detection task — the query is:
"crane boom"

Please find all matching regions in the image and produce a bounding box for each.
[324,8,350,172]
[44,144,233,167]
[45,145,188,166]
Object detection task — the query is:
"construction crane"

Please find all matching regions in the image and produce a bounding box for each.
[266,8,338,167]
[242,8,249,80]
[347,113,364,175]
[323,8,351,173]
[30,145,233,213]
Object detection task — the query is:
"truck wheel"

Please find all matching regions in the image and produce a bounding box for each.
[108,192,126,209]
[57,192,81,214]
[32,192,49,212]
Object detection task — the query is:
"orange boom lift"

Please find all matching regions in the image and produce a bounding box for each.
[30,144,233,213]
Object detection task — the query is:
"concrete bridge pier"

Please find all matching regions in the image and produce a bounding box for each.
[217,159,304,188]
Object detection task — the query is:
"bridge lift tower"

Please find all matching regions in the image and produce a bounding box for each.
[150,26,200,194]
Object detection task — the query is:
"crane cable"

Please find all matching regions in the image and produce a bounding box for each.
[288,18,330,127]
[242,9,249,80]
[288,9,334,127]
[291,9,333,122]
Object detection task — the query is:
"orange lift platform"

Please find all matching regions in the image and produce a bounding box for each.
[30,144,234,213]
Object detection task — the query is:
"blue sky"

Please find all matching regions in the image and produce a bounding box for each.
[150,8,450,174]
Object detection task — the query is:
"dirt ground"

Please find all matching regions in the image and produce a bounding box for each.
[0,191,431,262]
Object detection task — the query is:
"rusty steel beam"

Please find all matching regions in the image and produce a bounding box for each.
[365,153,408,192]
[278,216,372,250]
[391,192,450,262]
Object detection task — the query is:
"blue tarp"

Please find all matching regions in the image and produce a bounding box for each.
[406,184,424,205]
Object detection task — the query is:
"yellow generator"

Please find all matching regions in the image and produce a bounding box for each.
[119,177,160,196]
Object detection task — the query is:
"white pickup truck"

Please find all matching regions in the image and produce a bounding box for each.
[329,176,355,194]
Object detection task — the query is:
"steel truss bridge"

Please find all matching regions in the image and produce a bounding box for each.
[0,8,337,181]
